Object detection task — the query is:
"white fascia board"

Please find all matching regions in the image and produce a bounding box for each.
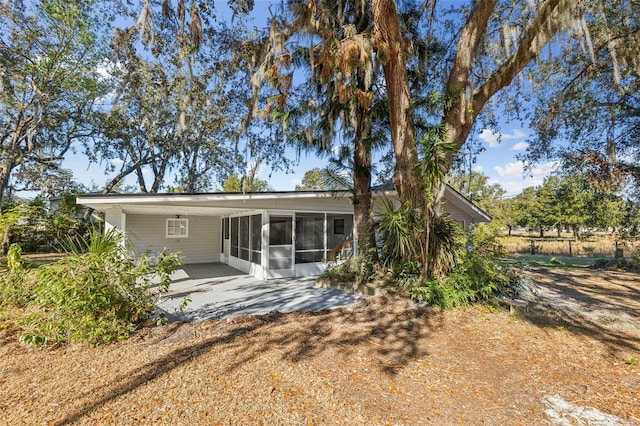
[77,191,350,206]
[372,188,490,223]
[443,186,491,222]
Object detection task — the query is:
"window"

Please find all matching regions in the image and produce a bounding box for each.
[295,213,325,263]
[269,215,292,246]
[328,214,353,260]
[166,218,188,238]
[250,214,262,264]
[231,217,239,257]
[239,216,250,261]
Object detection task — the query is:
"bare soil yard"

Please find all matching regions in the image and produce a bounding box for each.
[0,268,638,425]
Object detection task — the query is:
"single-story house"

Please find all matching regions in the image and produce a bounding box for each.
[77,187,490,280]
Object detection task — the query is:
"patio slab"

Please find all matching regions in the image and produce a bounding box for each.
[157,263,359,322]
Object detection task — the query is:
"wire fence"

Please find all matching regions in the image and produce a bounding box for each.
[501,235,640,258]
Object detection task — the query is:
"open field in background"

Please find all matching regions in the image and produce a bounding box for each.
[499,231,640,258]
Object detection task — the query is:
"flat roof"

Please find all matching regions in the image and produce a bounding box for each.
[76,186,490,223]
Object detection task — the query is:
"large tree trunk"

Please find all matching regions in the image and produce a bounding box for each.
[373,0,430,273]
[352,133,375,262]
[372,0,422,209]
[352,3,378,271]
[0,161,15,210]
[353,99,377,266]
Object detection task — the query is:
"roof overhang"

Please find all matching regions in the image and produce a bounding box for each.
[77,186,490,223]
[442,186,492,223]
[77,191,353,217]
[371,187,491,223]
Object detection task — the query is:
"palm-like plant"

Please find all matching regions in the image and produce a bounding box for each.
[427,211,465,278]
[62,226,123,256]
[376,197,421,266]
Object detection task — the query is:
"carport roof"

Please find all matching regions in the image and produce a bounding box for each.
[76,187,490,223]
[76,190,355,217]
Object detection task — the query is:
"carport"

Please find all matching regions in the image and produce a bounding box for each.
[156,263,359,322]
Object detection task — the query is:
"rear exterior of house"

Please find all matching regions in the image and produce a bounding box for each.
[77,188,489,280]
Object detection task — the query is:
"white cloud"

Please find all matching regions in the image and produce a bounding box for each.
[291,178,302,185]
[472,165,484,173]
[511,141,529,151]
[110,158,124,166]
[494,161,525,179]
[493,160,559,195]
[479,129,527,148]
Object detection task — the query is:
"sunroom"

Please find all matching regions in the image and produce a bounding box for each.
[77,191,356,280]
[222,211,353,279]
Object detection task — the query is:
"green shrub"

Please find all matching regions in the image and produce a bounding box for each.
[376,197,421,266]
[63,224,117,255]
[20,229,181,346]
[0,269,37,309]
[7,243,23,272]
[427,212,466,278]
[591,255,639,271]
[391,260,422,290]
[410,224,508,307]
[630,248,640,269]
[411,255,507,307]
[320,259,358,282]
[0,243,38,309]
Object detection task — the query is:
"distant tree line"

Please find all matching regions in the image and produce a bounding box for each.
[492,176,636,239]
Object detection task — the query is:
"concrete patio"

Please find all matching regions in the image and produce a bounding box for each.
[157,263,359,322]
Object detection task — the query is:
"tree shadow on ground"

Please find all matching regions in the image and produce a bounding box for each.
[520,268,640,354]
[52,297,443,426]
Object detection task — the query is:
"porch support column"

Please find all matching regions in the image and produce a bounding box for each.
[323,213,327,262]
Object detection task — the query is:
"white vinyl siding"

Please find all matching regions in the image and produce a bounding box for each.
[127,215,220,264]
[441,201,473,230]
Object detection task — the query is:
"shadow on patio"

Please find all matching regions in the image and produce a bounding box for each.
[157,263,359,322]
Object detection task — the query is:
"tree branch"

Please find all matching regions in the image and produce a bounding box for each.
[472,0,562,117]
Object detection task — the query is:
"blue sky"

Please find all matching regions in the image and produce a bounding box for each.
[474,127,558,196]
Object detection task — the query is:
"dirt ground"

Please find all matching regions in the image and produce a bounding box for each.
[0,268,638,425]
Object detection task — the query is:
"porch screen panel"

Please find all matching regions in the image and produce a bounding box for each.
[269,215,292,270]
[327,214,354,260]
[230,217,239,257]
[295,213,325,263]
[239,215,250,261]
[250,214,261,264]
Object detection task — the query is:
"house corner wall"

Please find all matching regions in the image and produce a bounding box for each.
[104,208,124,232]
